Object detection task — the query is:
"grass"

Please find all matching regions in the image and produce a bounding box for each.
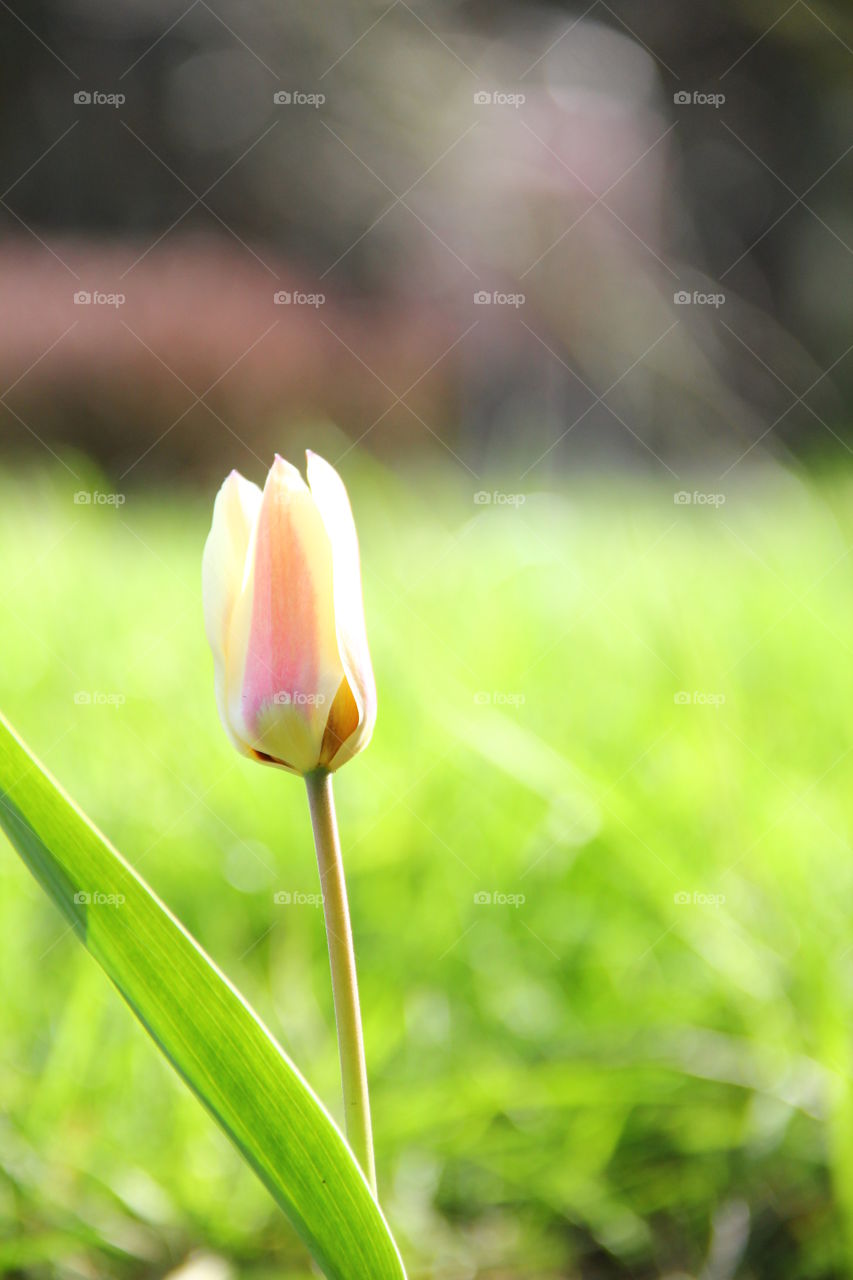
[1,453,853,1278]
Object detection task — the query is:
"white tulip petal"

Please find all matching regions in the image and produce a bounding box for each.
[202,470,262,755]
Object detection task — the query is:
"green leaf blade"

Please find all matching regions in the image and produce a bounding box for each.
[0,713,406,1280]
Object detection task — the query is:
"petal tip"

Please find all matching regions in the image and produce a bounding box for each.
[269,453,308,491]
[306,449,340,489]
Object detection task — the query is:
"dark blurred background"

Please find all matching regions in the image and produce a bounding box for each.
[1,0,852,482]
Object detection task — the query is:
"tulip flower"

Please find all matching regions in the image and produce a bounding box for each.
[202,451,376,777]
[203,451,377,1194]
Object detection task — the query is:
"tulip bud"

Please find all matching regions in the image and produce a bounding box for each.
[203,452,376,775]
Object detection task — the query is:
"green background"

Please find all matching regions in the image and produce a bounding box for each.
[2,457,852,1277]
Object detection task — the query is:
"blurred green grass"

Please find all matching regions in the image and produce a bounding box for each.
[2,456,853,1279]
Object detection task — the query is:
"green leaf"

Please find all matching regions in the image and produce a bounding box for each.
[0,713,406,1280]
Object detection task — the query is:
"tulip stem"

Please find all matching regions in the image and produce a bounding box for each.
[304,768,377,1196]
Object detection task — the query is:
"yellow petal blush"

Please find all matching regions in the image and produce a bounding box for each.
[306,451,377,770]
